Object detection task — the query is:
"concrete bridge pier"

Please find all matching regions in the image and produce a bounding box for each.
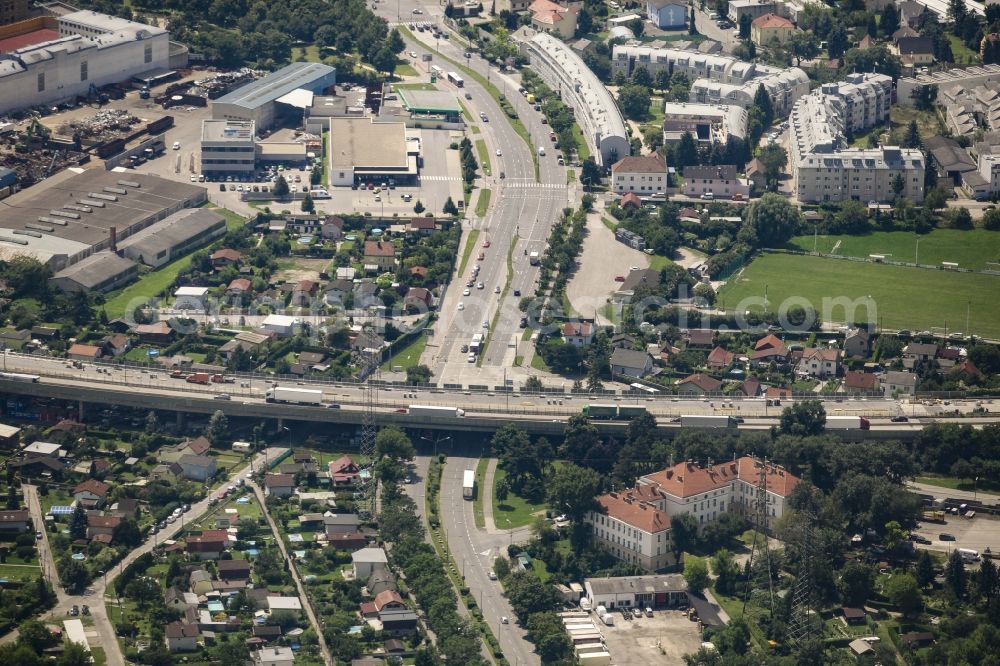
[176,411,186,429]
[78,400,85,421]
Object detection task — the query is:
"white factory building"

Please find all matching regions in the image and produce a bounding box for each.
[211,62,337,130]
[0,11,170,115]
[789,73,925,203]
[612,44,809,117]
[519,29,630,166]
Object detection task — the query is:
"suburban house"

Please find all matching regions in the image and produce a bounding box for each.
[408,217,437,234]
[843,328,872,358]
[364,240,397,269]
[135,321,175,344]
[211,248,242,267]
[613,268,659,305]
[165,622,201,652]
[367,571,398,596]
[73,479,110,509]
[750,334,789,365]
[177,454,217,482]
[403,287,433,311]
[610,348,653,377]
[165,587,198,611]
[186,530,229,560]
[182,436,211,456]
[883,370,917,397]
[529,0,578,38]
[360,590,407,616]
[324,513,363,536]
[67,343,102,362]
[903,342,938,369]
[0,510,30,532]
[265,473,297,498]
[352,547,389,579]
[328,456,361,484]
[261,314,299,337]
[706,346,735,371]
[562,322,595,347]
[585,574,689,610]
[685,329,715,349]
[676,372,723,395]
[843,370,879,394]
[585,487,675,571]
[738,376,762,397]
[254,646,295,666]
[681,165,750,200]
[797,347,842,378]
[892,36,935,68]
[173,286,210,310]
[646,0,687,29]
[379,609,419,636]
[750,14,795,46]
[611,154,669,195]
[87,514,121,540]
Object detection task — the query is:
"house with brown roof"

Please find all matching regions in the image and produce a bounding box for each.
[529,0,578,38]
[217,558,251,580]
[87,514,122,540]
[562,322,595,347]
[68,343,102,362]
[0,510,31,532]
[750,13,796,46]
[408,217,437,234]
[165,622,201,652]
[842,370,879,394]
[101,334,130,357]
[750,334,788,365]
[211,249,243,267]
[676,373,723,395]
[765,386,792,401]
[843,328,872,358]
[135,321,176,344]
[403,287,432,312]
[797,347,842,378]
[364,240,396,269]
[585,487,675,571]
[705,346,734,371]
[265,473,297,498]
[329,456,361,485]
[186,530,229,560]
[620,192,642,210]
[74,479,110,508]
[611,154,668,195]
[183,436,211,456]
[685,329,715,348]
[228,278,252,294]
[737,377,761,397]
[360,590,407,617]
[637,456,799,530]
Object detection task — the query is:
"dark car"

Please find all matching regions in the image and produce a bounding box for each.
[519,317,527,328]
[940,533,956,541]
[911,535,931,544]
[891,416,909,422]
[513,289,521,296]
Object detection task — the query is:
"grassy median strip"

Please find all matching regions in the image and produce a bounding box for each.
[475,188,492,217]
[399,26,539,182]
[472,457,490,529]
[475,139,492,173]
[458,228,481,277]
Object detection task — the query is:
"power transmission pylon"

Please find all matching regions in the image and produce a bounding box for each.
[358,343,380,520]
[788,512,820,646]
[742,456,775,615]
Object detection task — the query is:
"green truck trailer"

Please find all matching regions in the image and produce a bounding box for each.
[581,404,648,420]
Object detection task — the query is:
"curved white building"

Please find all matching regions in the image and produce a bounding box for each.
[519,30,630,166]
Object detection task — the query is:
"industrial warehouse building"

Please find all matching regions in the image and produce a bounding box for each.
[328,117,418,186]
[211,62,337,130]
[0,11,170,114]
[49,251,138,293]
[0,170,206,272]
[200,119,256,178]
[119,208,226,268]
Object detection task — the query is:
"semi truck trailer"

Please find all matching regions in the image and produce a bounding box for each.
[825,416,871,430]
[265,387,323,405]
[678,415,737,428]
[407,405,466,417]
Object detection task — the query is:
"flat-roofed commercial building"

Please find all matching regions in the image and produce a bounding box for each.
[897,64,1000,108]
[662,102,748,143]
[119,208,226,268]
[0,170,206,271]
[328,117,418,186]
[49,251,138,293]
[0,11,170,114]
[201,119,255,177]
[212,62,337,130]
[519,29,630,165]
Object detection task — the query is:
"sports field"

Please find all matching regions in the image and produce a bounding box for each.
[787,229,1000,270]
[717,253,1000,338]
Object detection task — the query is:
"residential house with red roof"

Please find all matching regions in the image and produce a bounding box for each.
[705,346,734,371]
[211,249,242,267]
[676,373,723,395]
[611,154,668,195]
[562,322,594,347]
[74,479,110,509]
[797,347,842,378]
[186,530,230,560]
[360,590,408,617]
[328,456,361,485]
[87,514,121,540]
[228,278,252,294]
[265,473,296,498]
[750,334,788,366]
[529,0,578,38]
[843,370,879,394]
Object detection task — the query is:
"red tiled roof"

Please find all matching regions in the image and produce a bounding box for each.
[752,13,794,28]
[844,371,877,391]
[562,322,593,337]
[620,192,642,208]
[765,386,792,399]
[641,457,799,499]
[228,278,252,292]
[612,154,667,173]
[677,373,723,392]
[88,515,122,529]
[212,249,242,262]
[165,622,200,638]
[595,488,671,533]
[185,436,211,455]
[364,240,395,257]
[706,346,734,366]
[801,347,841,362]
[68,343,101,358]
[74,479,109,497]
[266,473,296,488]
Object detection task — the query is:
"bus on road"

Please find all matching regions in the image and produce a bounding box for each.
[447,71,464,87]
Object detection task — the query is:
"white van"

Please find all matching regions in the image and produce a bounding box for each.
[958,548,980,563]
[538,146,546,156]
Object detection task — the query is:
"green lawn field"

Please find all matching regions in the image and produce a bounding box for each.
[717,253,1000,337]
[788,229,1000,270]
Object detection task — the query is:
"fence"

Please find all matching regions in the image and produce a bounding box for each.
[762,247,1000,277]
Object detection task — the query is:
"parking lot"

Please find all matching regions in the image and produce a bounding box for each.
[599,608,704,666]
[912,514,1000,561]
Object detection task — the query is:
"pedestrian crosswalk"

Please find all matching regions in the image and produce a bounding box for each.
[504,181,566,189]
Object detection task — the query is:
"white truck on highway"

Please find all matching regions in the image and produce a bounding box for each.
[266,387,323,405]
[407,404,466,417]
[463,469,475,499]
[528,251,540,265]
[825,415,871,430]
[679,415,738,429]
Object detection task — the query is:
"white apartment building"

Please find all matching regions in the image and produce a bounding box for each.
[790,73,925,203]
[612,45,809,117]
[662,102,748,143]
[201,120,256,177]
[611,154,668,194]
[586,457,799,571]
[0,11,170,115]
